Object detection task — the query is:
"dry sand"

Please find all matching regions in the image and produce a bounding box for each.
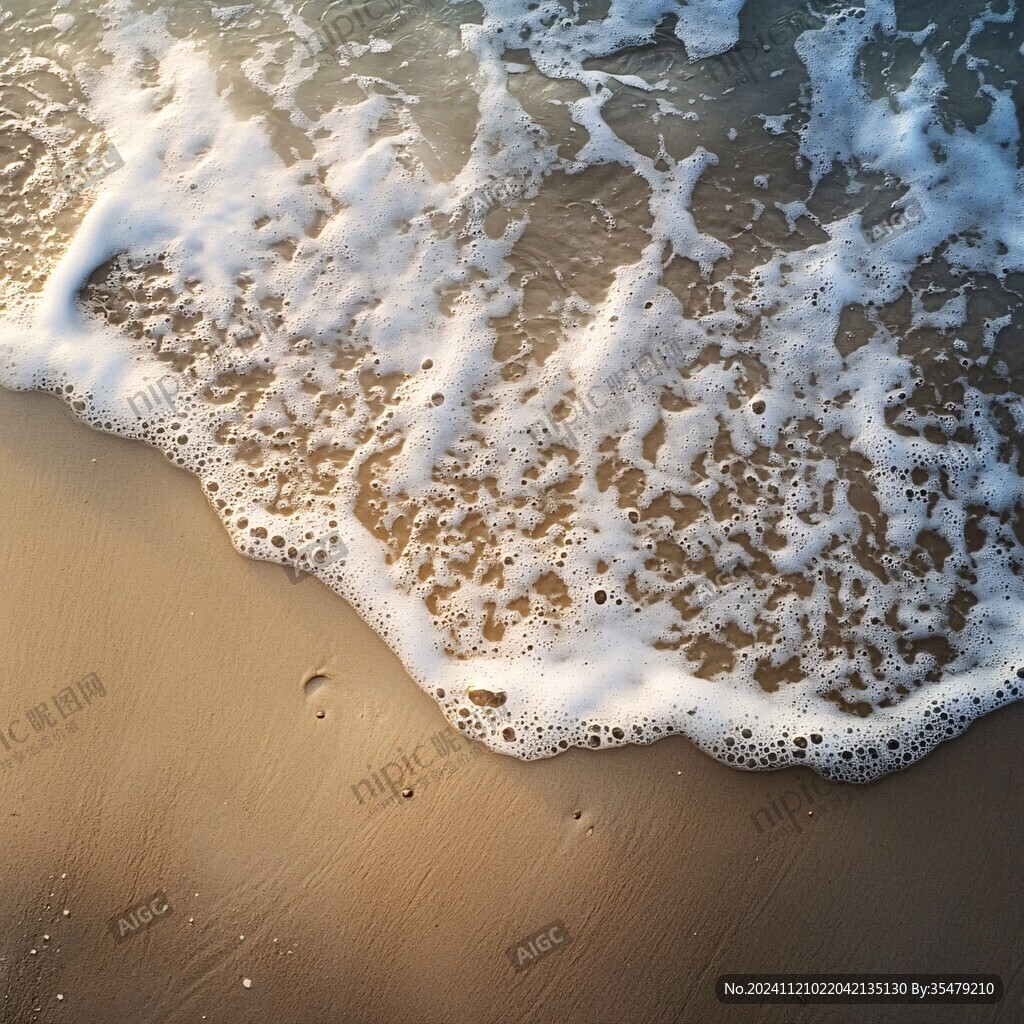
[1,384,1022,1024]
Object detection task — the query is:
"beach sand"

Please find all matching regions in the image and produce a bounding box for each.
[1,384,1022,1024]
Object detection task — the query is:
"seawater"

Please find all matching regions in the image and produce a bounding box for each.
[1,0,1023,780]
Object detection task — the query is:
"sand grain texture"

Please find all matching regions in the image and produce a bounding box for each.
[0,387,1022,1024]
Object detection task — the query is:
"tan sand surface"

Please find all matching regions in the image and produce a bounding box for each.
[1,386,1021,1024]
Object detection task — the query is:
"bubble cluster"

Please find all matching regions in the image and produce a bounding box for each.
[0,0,1022,780]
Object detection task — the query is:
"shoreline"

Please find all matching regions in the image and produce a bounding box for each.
[2,384,1023,1024]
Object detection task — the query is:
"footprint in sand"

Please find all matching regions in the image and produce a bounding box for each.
[303,674,331,720]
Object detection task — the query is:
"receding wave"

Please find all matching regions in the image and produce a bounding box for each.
[1,0,1023,779]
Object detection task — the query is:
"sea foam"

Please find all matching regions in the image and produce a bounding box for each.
[1,0,1023,779]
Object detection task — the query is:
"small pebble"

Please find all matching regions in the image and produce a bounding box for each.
[401,788,413,799]
[56,995,64,1002]
[242,978,252,989]
[62,910,70,917]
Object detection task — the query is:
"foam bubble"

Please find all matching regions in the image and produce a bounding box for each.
[1,0,1023,780]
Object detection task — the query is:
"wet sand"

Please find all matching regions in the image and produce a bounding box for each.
[1,384,1022,1024]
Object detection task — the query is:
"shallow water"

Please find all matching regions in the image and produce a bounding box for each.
[1,0,1022,779]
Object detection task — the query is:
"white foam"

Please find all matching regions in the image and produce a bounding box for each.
[1,0,1023,779]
